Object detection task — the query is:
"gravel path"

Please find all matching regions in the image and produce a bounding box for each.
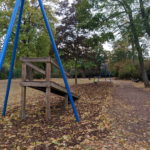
[110,81,150,149]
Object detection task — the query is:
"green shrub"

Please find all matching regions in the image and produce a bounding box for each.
[0,64,22,79]
[110,60,140,79]
[13,68,21,78]
[0,64,9,79]
[118,61,140,79]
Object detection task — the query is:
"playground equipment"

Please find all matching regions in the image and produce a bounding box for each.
[20,57,79,120]
[0,0,80,122]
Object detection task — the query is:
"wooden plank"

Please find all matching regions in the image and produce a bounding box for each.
[50,82,66,93]
[26,62,46,75]
[20,87,26,120]
[21,81,79,99]
[50,81,79,98]
[50,59,59,69]
[45,87,51,120]
[21,57,70,77]
[21,81,50,87]
[20,57,51,63]
[50,59,70,77]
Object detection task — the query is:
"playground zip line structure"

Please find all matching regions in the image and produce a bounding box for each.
[0,0,80,122]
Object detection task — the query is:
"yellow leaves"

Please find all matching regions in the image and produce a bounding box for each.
[119,138,126,145]
[7,134,16,139]
[46,138,57,144]
[0,81,114,149]
[77,136,82,141]
[51,138,61,145]
[32,123,41,128]
[62,135,71,141]
[79,139,99,150]
[16,146,22,150]
[82,112,90,119]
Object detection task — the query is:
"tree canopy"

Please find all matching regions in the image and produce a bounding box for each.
[76,0,150,87]
[0,0,57,67]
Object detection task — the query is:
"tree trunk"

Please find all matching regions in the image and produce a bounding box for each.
[127,6,149,87]
[131,35,136,63]
[139,0,150,37]
[75,58,78,85]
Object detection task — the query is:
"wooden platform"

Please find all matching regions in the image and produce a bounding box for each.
[20,57,79,120]
[20,81,79,100]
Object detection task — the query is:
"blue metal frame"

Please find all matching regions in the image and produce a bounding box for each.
[38,0,80,122]
[1,0,80,122]
[2,0,25,116]
[0,0,21,71]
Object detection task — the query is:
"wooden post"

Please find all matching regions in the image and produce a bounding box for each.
[20,86,26,119]
[46,61,51,81]
[22,63,27,81]
[20,63,27,119]
[65,94,69,108]
[45,60,51,120]
[46,87,51,120]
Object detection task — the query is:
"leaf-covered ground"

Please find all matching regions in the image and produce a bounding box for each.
[107,81,150,150]
[0,81,113,150]
[1,79,150,150]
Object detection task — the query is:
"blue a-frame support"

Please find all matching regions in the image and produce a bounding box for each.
[0,0,80,122]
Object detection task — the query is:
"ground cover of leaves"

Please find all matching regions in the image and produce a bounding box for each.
[106,82,150,150]
[0,82,113,150]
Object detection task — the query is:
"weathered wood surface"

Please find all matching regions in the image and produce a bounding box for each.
[20,57,70,77]
[26,62,46,75]
[46,62,51,81]
[20,81,79,100]
[22,63,27,81]
[20,57,77,120]
[20,57,51,63]
[65,94,69,108]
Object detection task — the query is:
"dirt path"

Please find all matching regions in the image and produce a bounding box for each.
[108,81,150,149]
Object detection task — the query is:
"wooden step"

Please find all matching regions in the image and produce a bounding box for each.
[20,81,79,100]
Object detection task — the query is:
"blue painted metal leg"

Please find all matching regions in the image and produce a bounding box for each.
[2,0,25,116]
[0,0,21,71]
[38,0,80,122]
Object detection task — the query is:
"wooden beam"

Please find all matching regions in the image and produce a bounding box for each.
[21,81,50,87]
[20,57,70,77]
[50,59,59,69]
[20,57,51,63]
[50,59,70,77]
[20,81,79,99]
[26,62,46,75]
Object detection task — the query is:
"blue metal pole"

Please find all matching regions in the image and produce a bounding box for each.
[0,0,21,71]
[2,0,25,116]
[38,0,80,122]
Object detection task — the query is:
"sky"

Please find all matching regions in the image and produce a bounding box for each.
[103,42,113,51]
[68,0,74,3]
